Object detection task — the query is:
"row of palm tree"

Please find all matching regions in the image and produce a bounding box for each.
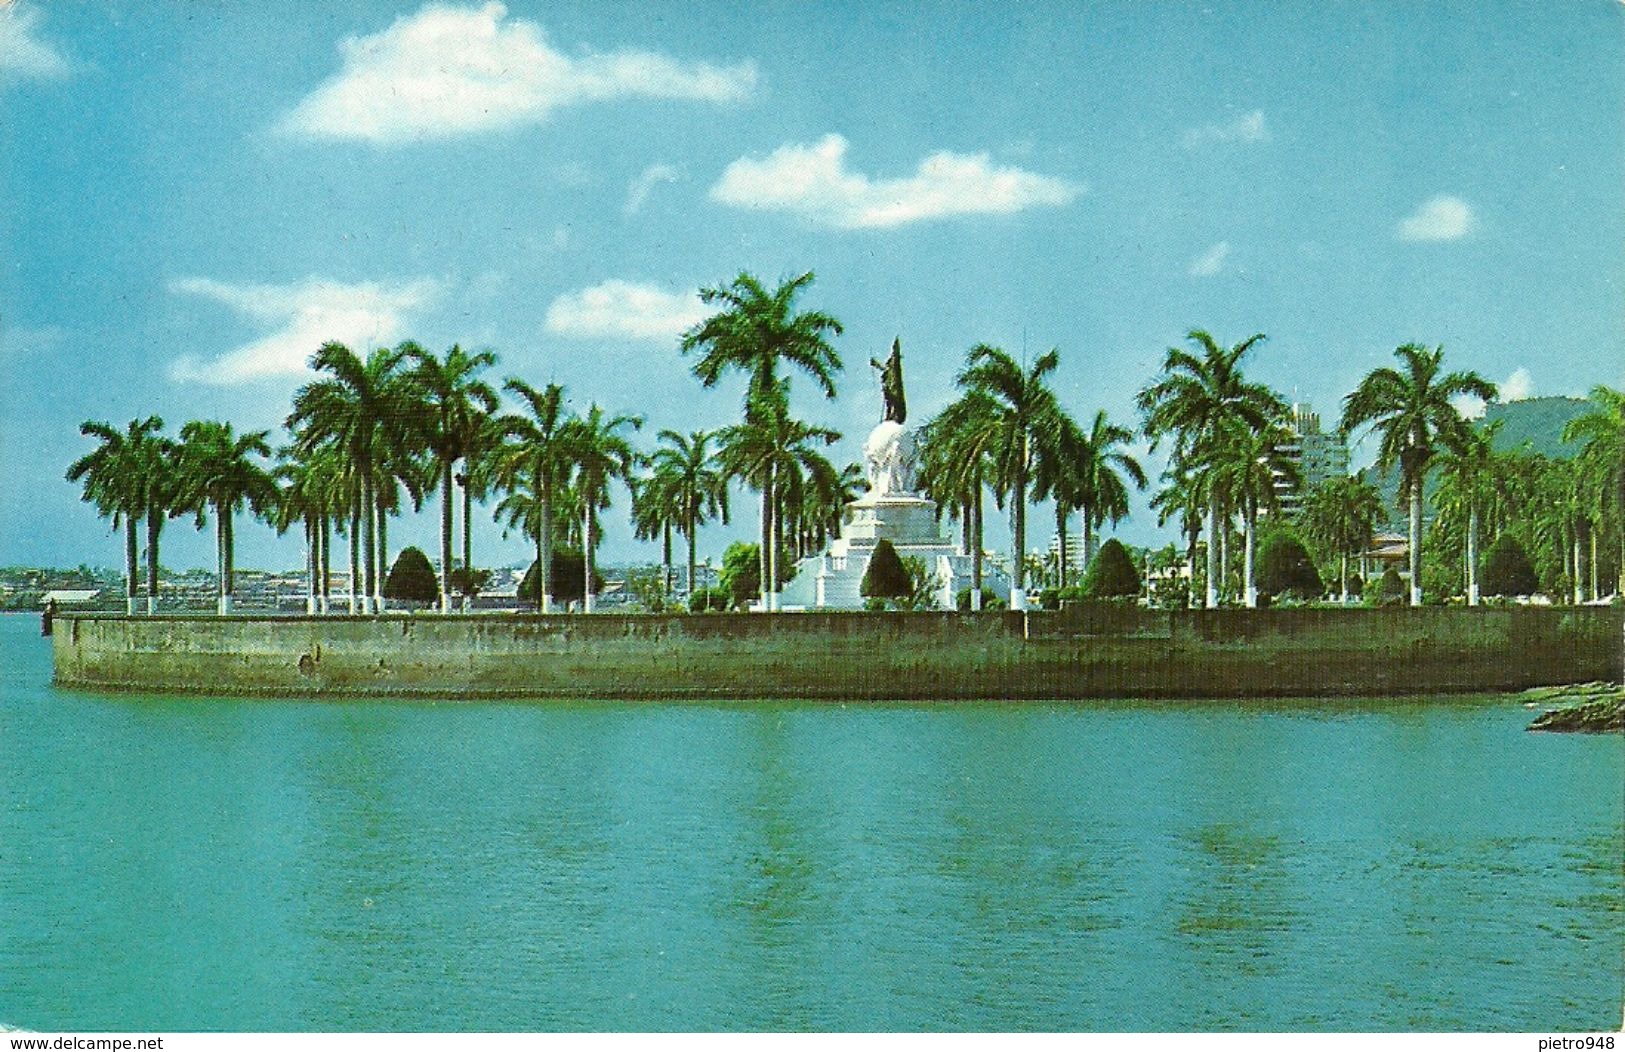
[915,344,1149,610]
[67,265,1623,613]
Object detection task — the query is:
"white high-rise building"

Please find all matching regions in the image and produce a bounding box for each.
[1275,403,1351,517]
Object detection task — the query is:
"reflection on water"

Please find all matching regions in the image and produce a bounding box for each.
[1,616,1620,1031]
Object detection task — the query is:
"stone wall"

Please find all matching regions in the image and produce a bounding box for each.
[52,607,1624,701]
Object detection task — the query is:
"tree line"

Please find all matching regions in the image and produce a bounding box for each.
[68,270,1624,614]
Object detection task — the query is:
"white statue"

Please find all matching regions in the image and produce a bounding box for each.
[863,419,917,497]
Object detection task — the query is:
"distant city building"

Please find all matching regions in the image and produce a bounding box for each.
[1275,403,1350,518]
[1048,530,1088,571]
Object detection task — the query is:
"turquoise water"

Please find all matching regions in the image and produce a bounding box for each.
[1,615,1620,1031]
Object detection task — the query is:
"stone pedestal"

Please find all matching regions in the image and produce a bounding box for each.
[775,419,1008,611]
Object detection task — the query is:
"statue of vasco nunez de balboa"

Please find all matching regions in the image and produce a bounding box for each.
[870,337,906,425]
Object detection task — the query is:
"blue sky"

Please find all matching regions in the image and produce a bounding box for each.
[3,0,1622,572]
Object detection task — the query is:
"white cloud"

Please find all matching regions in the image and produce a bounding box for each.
[168,276,441,384]
[1188,241,1230,277]
[711,134,1081,229]
[544,280,706,341]
[624,163,679,215]
[1397,195,1476,241]
[1499,366,1534,402]
[279,1,757,144]
[1453,367,1532,419]
[1184,110,1268,148]
[0,5,71,80]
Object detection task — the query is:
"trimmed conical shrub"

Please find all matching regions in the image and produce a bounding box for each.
[1257,530,1324,600]
[1081,538,1141,599]
[383,546,440,604]
[518,547,601,609]
[861,538,911,599]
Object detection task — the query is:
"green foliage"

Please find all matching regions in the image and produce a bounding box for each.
[1081,538,1142,599]
[519,547,601,609]
[863,596,888,612]
[1257,530,1324,601]
[624,566,668,612]
[447,566,490,599]
[382,547,440,603]
[687,586,730,613]
[860,539,911,599]
[719,541,761,609]
[1482,534,1539,597]
[1368,567,1406,606]
[955,587,1003,611]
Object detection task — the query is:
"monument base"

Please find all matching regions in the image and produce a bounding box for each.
[777,492,1007,611]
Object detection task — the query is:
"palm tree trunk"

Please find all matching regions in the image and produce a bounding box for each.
[145,507,161,615]
[1243,497,1258,608]
[1205,496,1220,609]
[1011,468,1027,611]
[125,515,139,616]
[318,514,331,614]
[960,501,971,556]
[1573,521,1585,605]
[1589,527,1598,600]
[216,505,231,615]
[1081,504,1095,579]
[761,469,774,612]
[461,472,474,613]
[583,504,596,614]
[662,521,673,601]
[539,467,553,614]
[1466,501,1481,606]
[970,483,985,610]
[225,510,235,603]
[1055,503,1068,591]
[1218,507,1230,603]
[1339,551,1349,603]
[440,460,454,614]
[1408,477,1423,606]
[305,517,317,615]
[361,478,376,615]
[375,499,388,612]
[686,513,698,600]
[348,506,361,614]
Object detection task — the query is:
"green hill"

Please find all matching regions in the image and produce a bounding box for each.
[1481,396,1589,458]
[1355,396,1593,531]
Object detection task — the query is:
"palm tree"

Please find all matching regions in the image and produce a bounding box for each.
[132,425,179,614]
[274,445,345,614]
[718,382,839,611]
[1031,415,1086,590]
[288,342,412,614]
[1435,420,1501,605]
[67,417,163,615]
[1208,418,1299,606]
[1300,475,1384,602]
[955,344,1066,610]
[493,380,575,613]
[919,389,1003,608]
[1563,386,1625,599]
[565,404,643,613]
[1138,330,1284,608]
[1074,409,1147,575]
[680,270,844,407]
[406,342,499,613]
[647,429,730,596]
[1150,457,1206,600]
[630,461,681,602]
[174,421,276,614]
[1340,344,1496,606]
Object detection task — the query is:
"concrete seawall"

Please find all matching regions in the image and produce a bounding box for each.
[51,607,1624,701]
